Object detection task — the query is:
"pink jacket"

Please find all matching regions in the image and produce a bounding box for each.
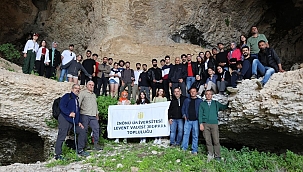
[227,48,242,62]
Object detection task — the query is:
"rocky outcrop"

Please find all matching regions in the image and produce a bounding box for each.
[219,69,303,153]
[0,69,72,160]
[1,0,303,68]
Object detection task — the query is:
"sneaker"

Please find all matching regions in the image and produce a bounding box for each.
[207,154,214,163]
[54,154,63,160]
[251,74,257,79]
[236,79,242,83]
[94,143,103,151]
[191,151,198,155]
[114,138,119,143]
[215,157,221,161]
[157,139,162,145]
[153,139,158,144]
[78,150,90,157]
[141,138,146,143]
[227,87,238,93]
[256,80,263,89]
[123,138,127,144]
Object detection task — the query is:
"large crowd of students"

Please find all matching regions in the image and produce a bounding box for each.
[22,26,285,161]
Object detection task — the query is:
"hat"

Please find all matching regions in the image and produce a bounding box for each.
[33,33,39,37]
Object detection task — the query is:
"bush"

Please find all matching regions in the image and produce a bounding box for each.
[97,96,118,141]
[0,43,20,61]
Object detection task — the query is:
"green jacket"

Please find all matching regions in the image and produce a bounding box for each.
[198,100,228,124]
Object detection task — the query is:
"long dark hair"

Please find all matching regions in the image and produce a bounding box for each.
[239,35,247,47]
[136,92,150,104]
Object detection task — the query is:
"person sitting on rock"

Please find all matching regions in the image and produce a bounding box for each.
[251,40,284,89]
[228,42,242,88]
[216,66,231,95]
[60,55,92,84]
[201,68,218,94]
[190,75,205,98]
[55,84,89,160]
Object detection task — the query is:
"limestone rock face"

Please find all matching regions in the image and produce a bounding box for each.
[220,69,303,153]
[0,69,72,157]
[0,0,303,68]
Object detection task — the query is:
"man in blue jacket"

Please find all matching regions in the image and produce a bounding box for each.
[181,87,202,154]
[54,84,89,160]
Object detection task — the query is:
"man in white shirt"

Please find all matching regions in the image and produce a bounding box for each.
[59,44,76,82]
[22,33,39,74]
[132,63,143,100]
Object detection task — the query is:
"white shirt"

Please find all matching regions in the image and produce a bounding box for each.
[204,59,209,70]
[61,50,76,65]
[109,69,121,84]
[23,40,39,53]
[36,47,49,62]
[134,70,143,85]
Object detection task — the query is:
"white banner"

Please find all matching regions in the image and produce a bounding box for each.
[107,101,170,138]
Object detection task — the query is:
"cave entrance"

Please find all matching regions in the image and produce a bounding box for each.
[0,126,45,166]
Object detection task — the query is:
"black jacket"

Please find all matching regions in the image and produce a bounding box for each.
[47,48,61,68]
[185,61,198,76]
[258,48,281,72]
[168,95,187,119]
[204,57,216,71]
[168,64,187,83]
[138,71,150,87]
[147,67,162,81]
[216,51,229,68]
[216,70,231,85]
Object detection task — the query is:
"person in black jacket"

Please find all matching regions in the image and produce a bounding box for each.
[203,51,216,80]
[139,64,151,100]
[185,54,198,93]
[45,42,61,78]
[190,75,205,97]
[216,66,231,95]
[168,87,186,146]
[168,57,187,98]
[251,40,284,88]
[148,59,163,99]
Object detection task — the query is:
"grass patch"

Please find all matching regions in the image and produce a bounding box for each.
[46,140,303,171]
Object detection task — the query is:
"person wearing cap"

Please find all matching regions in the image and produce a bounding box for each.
[59,44,76,82]
[45,42,61,78]
[22,33,39,74]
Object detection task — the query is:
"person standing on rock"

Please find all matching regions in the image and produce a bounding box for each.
[168,57,187,99]
[45,42,61,79]
[22,33,39,74]
[148,59,163,100]
[59,44,76,82]
[138,64,151,100]
[181,87,202,155]
[80,50,95,85]
[132,63,143,100]
[199,90,228,162]
[35,40,49,76]
[247,26,269,59]
[216,43,229,71]
[96,56,111,96]
[120,61,135,100]
[185,54,198,96]
[55,84,89,160]
[251,40,284,89]
[78,81,102,151]
[162,56,172,100]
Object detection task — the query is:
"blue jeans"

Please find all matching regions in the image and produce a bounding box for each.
[59,68,68,82]
[250,53,258,60]
[170,119,184,145]
[181,120,199,153]
[186,77,195,96]
[252,59,275,85]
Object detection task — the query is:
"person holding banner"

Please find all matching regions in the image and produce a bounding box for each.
[136,91,150,143]
[114,91,131,143]
[152,88,167,144]
[181,87,202,155]
[168,87,186,146]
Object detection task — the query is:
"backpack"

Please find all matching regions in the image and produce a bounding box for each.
[52,93,72,120]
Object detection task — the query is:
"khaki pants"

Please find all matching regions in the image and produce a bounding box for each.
[203,123,221,158]
[132,84,139,100]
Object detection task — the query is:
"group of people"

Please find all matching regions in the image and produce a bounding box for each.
[24,26,285,160]
[23,26,284,101]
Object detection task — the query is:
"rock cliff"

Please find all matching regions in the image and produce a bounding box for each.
[1,0,303,68]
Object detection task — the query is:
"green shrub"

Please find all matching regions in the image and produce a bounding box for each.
[45,118,58,128]
[97,96,118,142]
[0,43,20,61]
